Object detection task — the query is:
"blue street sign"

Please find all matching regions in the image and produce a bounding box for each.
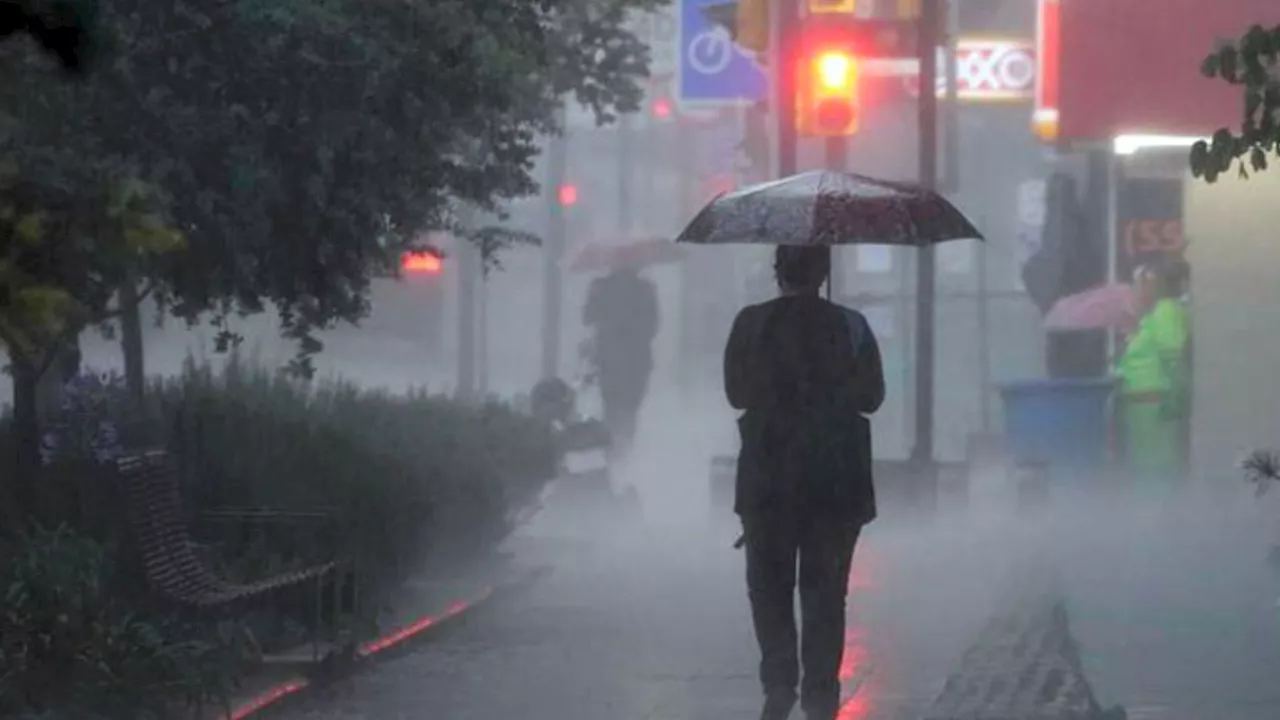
[678,0,767,105]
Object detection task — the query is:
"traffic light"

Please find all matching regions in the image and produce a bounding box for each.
[651,96,673,120]
[808,0,856,14]
[736,0,769,52]
[557,183,579,207]
[401,250,443,275]
[796,46,860,136]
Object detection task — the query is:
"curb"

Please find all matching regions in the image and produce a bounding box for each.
[226,563,553,719]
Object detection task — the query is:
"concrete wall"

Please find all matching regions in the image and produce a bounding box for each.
[1184,167,1280,486]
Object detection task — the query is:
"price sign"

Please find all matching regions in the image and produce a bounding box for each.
[1115,177,1185,281]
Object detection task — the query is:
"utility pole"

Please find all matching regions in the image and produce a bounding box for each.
[976,213,991,431]
[619,112,634,237]
[541,105,568,380]
[477,263,489,396]
[456,226,479,401]
[910,0,940,468]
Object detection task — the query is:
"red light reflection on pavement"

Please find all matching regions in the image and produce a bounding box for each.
[836,689,873,719]
[836,629,874,719]
[228,679,310,720]
[225,585,497,719]
[837,545,878,719]
[359,588,491,656]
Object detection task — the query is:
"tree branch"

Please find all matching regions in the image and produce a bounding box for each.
[97,278,156,321]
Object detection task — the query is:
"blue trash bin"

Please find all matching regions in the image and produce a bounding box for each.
[998,378,1115,476]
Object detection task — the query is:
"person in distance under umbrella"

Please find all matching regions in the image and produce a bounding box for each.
[723,245,885,720]
[582,262,659,457]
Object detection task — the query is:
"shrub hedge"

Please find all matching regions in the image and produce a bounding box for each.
[0,356,558,715]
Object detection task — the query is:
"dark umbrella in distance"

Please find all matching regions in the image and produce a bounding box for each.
[675,170,983,247]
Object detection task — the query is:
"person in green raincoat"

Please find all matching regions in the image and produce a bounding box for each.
[1116,259,1191,496]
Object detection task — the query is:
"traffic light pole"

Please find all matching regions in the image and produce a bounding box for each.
[774,0,799,178]
[910,0,940,466]
[541,106,568,380]
[941,0,960,193]
[824,136,845,300]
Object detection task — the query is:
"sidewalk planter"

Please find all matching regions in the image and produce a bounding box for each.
[998,378,1115,485]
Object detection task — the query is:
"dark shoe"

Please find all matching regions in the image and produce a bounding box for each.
[801,699,839,720]
[760,692,797,720]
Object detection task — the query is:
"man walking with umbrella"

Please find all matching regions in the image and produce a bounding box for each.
[724,245,884,720]
[677,169,981,720]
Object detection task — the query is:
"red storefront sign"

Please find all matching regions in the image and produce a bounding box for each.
[1037,0,1275,143]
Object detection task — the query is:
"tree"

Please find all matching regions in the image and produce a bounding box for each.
[0,0,666,512]
[2,0,665,373]
[0,0,95,73]
[1190,23,1280,182]
[0,143,182,517]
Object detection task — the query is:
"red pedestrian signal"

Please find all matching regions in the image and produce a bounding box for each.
[557,184,579,207]
[797,47,860,137]
[402,250,442,275]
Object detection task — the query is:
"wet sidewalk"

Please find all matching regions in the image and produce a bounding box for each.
[272,513,1015,720]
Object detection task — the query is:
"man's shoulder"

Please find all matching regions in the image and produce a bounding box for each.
[831,303,876,347]
[736,299,776,317]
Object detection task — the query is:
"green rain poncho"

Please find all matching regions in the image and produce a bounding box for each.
[1116,298,1191,492]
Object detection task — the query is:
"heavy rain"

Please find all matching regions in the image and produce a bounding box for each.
[2,1,1280,719]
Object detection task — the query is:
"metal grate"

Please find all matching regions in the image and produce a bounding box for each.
[925,590,1126,720]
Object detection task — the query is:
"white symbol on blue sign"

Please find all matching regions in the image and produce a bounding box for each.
[688,27,734,75]
[679,0,766,105]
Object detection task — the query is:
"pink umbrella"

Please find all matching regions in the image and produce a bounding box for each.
[567,237,686,274]
[1044,283,1137,333]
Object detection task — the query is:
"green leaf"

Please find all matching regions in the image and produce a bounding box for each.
[1189,140,1210,176]
[1200,53,1221,78]
[1251,146,1269,172]
[1219,44,1240,82]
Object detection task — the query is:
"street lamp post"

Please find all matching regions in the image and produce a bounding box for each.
[541,105,568,381]
[909,0,941,503]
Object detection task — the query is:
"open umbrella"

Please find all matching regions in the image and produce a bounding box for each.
[675,170,983,247]
[567,237,686,274]
[1044,283,1137,333]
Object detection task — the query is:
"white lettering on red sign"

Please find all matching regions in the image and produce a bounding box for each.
[902,40,1037,101]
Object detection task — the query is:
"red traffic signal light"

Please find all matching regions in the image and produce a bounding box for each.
[797,47,860,137]
[651,97,673,119]
[557,184,579,207]
[402,250,442,275]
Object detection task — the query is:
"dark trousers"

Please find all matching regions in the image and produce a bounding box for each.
[743,510,861,719]
[599,366,650,450]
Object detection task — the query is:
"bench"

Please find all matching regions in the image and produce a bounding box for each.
[115,450,354,660]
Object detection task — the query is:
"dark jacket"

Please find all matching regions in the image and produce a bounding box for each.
[723,295,885,523]
[583,270,659,375]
